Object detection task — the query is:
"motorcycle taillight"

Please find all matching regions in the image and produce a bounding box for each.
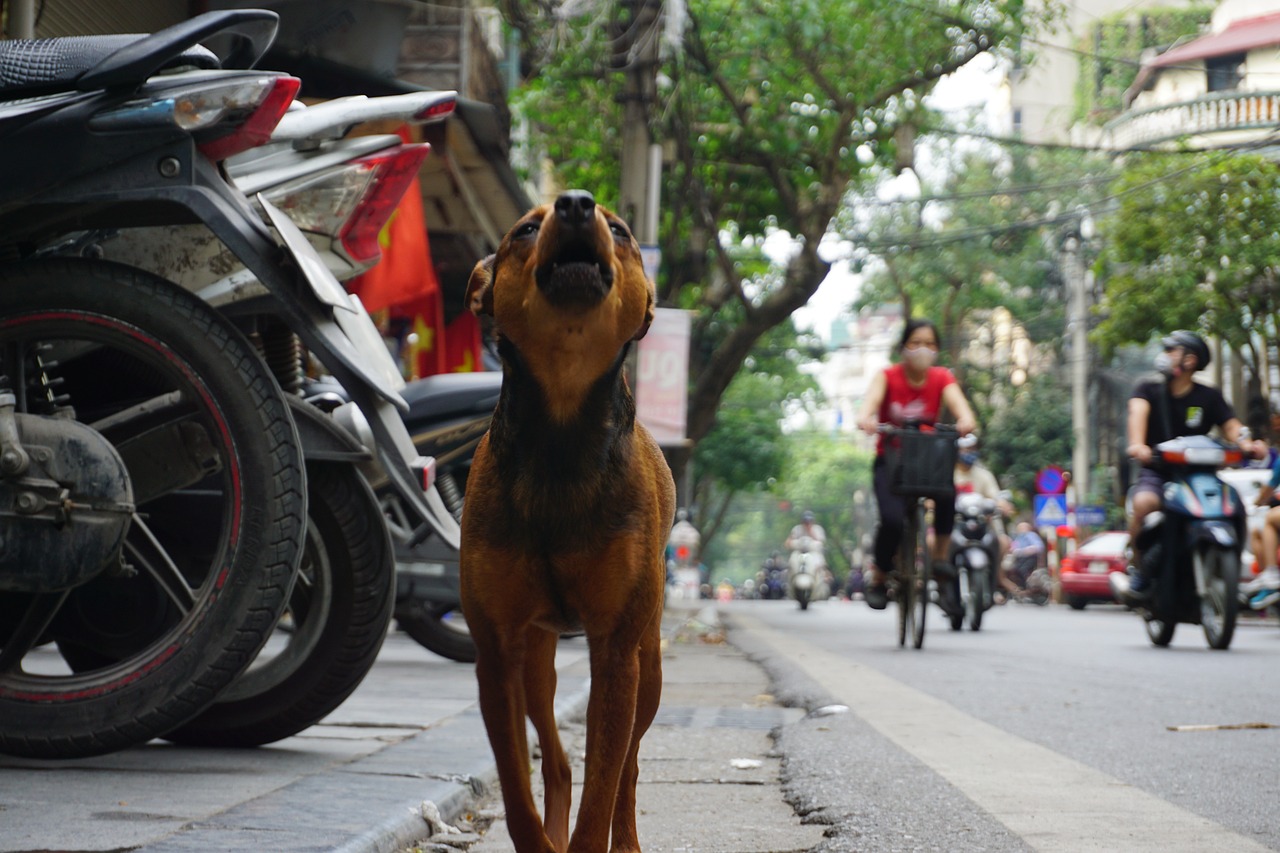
[91,75,301,162]
[338,144,431,264]
[195,76,301,161]
[261,143,430,268]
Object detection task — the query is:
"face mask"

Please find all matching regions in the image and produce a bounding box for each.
[903,346,937,369]
[959,451,979,466]
[1155,351,1179,377]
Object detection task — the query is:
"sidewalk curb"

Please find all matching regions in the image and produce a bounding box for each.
[333,681,592,853]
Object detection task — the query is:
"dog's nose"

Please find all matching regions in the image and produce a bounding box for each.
[554,190,596,227]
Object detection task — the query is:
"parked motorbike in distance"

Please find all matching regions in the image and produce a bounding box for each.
[1005,549,1051,606]
[1110,435,1246,650]
[948,492,1001,631]
[757,555,788,601]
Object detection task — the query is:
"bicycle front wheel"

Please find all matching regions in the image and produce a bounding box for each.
[897,510,916,648]
[911,503,929,649]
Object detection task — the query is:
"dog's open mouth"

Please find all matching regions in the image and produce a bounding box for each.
[535,239,614,306]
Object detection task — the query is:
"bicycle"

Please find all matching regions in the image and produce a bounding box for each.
[879,423,959,649]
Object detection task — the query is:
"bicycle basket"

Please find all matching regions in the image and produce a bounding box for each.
[888,429,957,499]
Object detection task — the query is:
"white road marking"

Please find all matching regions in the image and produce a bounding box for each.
[733,612,1271,853]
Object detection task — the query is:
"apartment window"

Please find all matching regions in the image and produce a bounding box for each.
[1206,53,1244,92]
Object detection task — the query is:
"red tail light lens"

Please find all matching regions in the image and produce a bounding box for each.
[337,144,430,264]
[261,143,430,267]
[196,76,301,162]
[414,95,456,121]
[1060,556,1075,574]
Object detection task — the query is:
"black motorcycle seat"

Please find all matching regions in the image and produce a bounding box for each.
[0,35,219,98]
[400,372,501,428]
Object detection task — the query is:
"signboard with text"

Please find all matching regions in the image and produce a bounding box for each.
[635,307,692,446]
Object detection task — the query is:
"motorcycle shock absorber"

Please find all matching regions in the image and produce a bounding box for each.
[435,470,463,521]
[252,318,304,395]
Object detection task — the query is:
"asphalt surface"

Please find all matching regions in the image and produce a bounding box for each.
[1,601,813,853]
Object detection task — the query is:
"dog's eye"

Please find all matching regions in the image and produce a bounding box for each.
[514,221,540,239]
[608,221,631,241]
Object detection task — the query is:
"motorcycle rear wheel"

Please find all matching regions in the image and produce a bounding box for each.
[0,260,305,759]
[165,462,394,746]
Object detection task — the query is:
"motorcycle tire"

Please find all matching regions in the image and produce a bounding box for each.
[1145,613,1176,646]
[0,260,305,759]
[950,571,966,632]
[1199,545,1238,651]
[967,569,987,632]
[396,602,475,663]
[164,462,394,747]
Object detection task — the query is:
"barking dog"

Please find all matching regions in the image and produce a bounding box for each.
[460,190,676,852]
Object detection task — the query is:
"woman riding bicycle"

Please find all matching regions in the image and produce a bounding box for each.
[856,318,977,612]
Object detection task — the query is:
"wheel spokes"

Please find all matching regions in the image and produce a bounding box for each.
[124,515,196,612]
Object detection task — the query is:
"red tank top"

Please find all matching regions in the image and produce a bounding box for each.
[876,363,956,455]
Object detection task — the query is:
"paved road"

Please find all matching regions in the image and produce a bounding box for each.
[725,597,1280,852]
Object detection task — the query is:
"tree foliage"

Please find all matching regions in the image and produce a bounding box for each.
[1095,153,1280,383]
[852,145,1113,370]
[503,0,1055,485]
[982,373,1072,498]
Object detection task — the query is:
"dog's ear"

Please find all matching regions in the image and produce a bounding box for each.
[465,255,496,317]
[631,283,656,341]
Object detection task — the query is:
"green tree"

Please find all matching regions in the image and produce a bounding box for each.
[852,144,1114,372]
[502,0,1055,486]
[689,317,822,547]
[780,430,876,581]
[982,373,1072,499]
[1094,153,1280,384]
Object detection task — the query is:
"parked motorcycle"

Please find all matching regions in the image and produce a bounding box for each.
[1110,435,1246,650]
[0,10,458,756]
[948,492,1001,631]
[98,75,482,670]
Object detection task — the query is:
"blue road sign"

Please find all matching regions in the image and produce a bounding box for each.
[1075,505,1108,527]
[1034,494,1069,527]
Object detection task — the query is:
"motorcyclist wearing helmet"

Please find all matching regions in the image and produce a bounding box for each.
[1121,331,1262,603]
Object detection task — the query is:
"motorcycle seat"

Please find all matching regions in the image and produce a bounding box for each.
[0,35,219,98]
[399,372,502,428]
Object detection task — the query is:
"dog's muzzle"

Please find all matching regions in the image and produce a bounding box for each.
[535,190,614,306]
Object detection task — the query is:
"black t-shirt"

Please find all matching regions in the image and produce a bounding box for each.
[1132,379,1235,449]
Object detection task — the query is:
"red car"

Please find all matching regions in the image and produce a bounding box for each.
[1059,530,1129,609]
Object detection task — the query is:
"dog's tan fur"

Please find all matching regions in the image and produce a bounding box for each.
[460,190,675,852]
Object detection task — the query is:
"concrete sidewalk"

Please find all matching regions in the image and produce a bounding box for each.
[0,603,816,853]
[450,606,822,853]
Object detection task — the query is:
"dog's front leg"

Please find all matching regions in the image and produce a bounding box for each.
[609,609,662,852]
[474,629,556,853]
[568,638,641,852]
[523,625,571,852]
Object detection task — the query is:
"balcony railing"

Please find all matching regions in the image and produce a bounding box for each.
[1105,90,1280,150]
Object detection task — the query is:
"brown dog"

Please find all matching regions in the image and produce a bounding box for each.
[460,190,676,852]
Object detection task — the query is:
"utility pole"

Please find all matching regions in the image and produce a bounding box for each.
[1062,213,1094,506]
[614,0,663,245]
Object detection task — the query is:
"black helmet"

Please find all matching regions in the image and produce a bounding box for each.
[802,510,815,522]
[1161,330,1210,371]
